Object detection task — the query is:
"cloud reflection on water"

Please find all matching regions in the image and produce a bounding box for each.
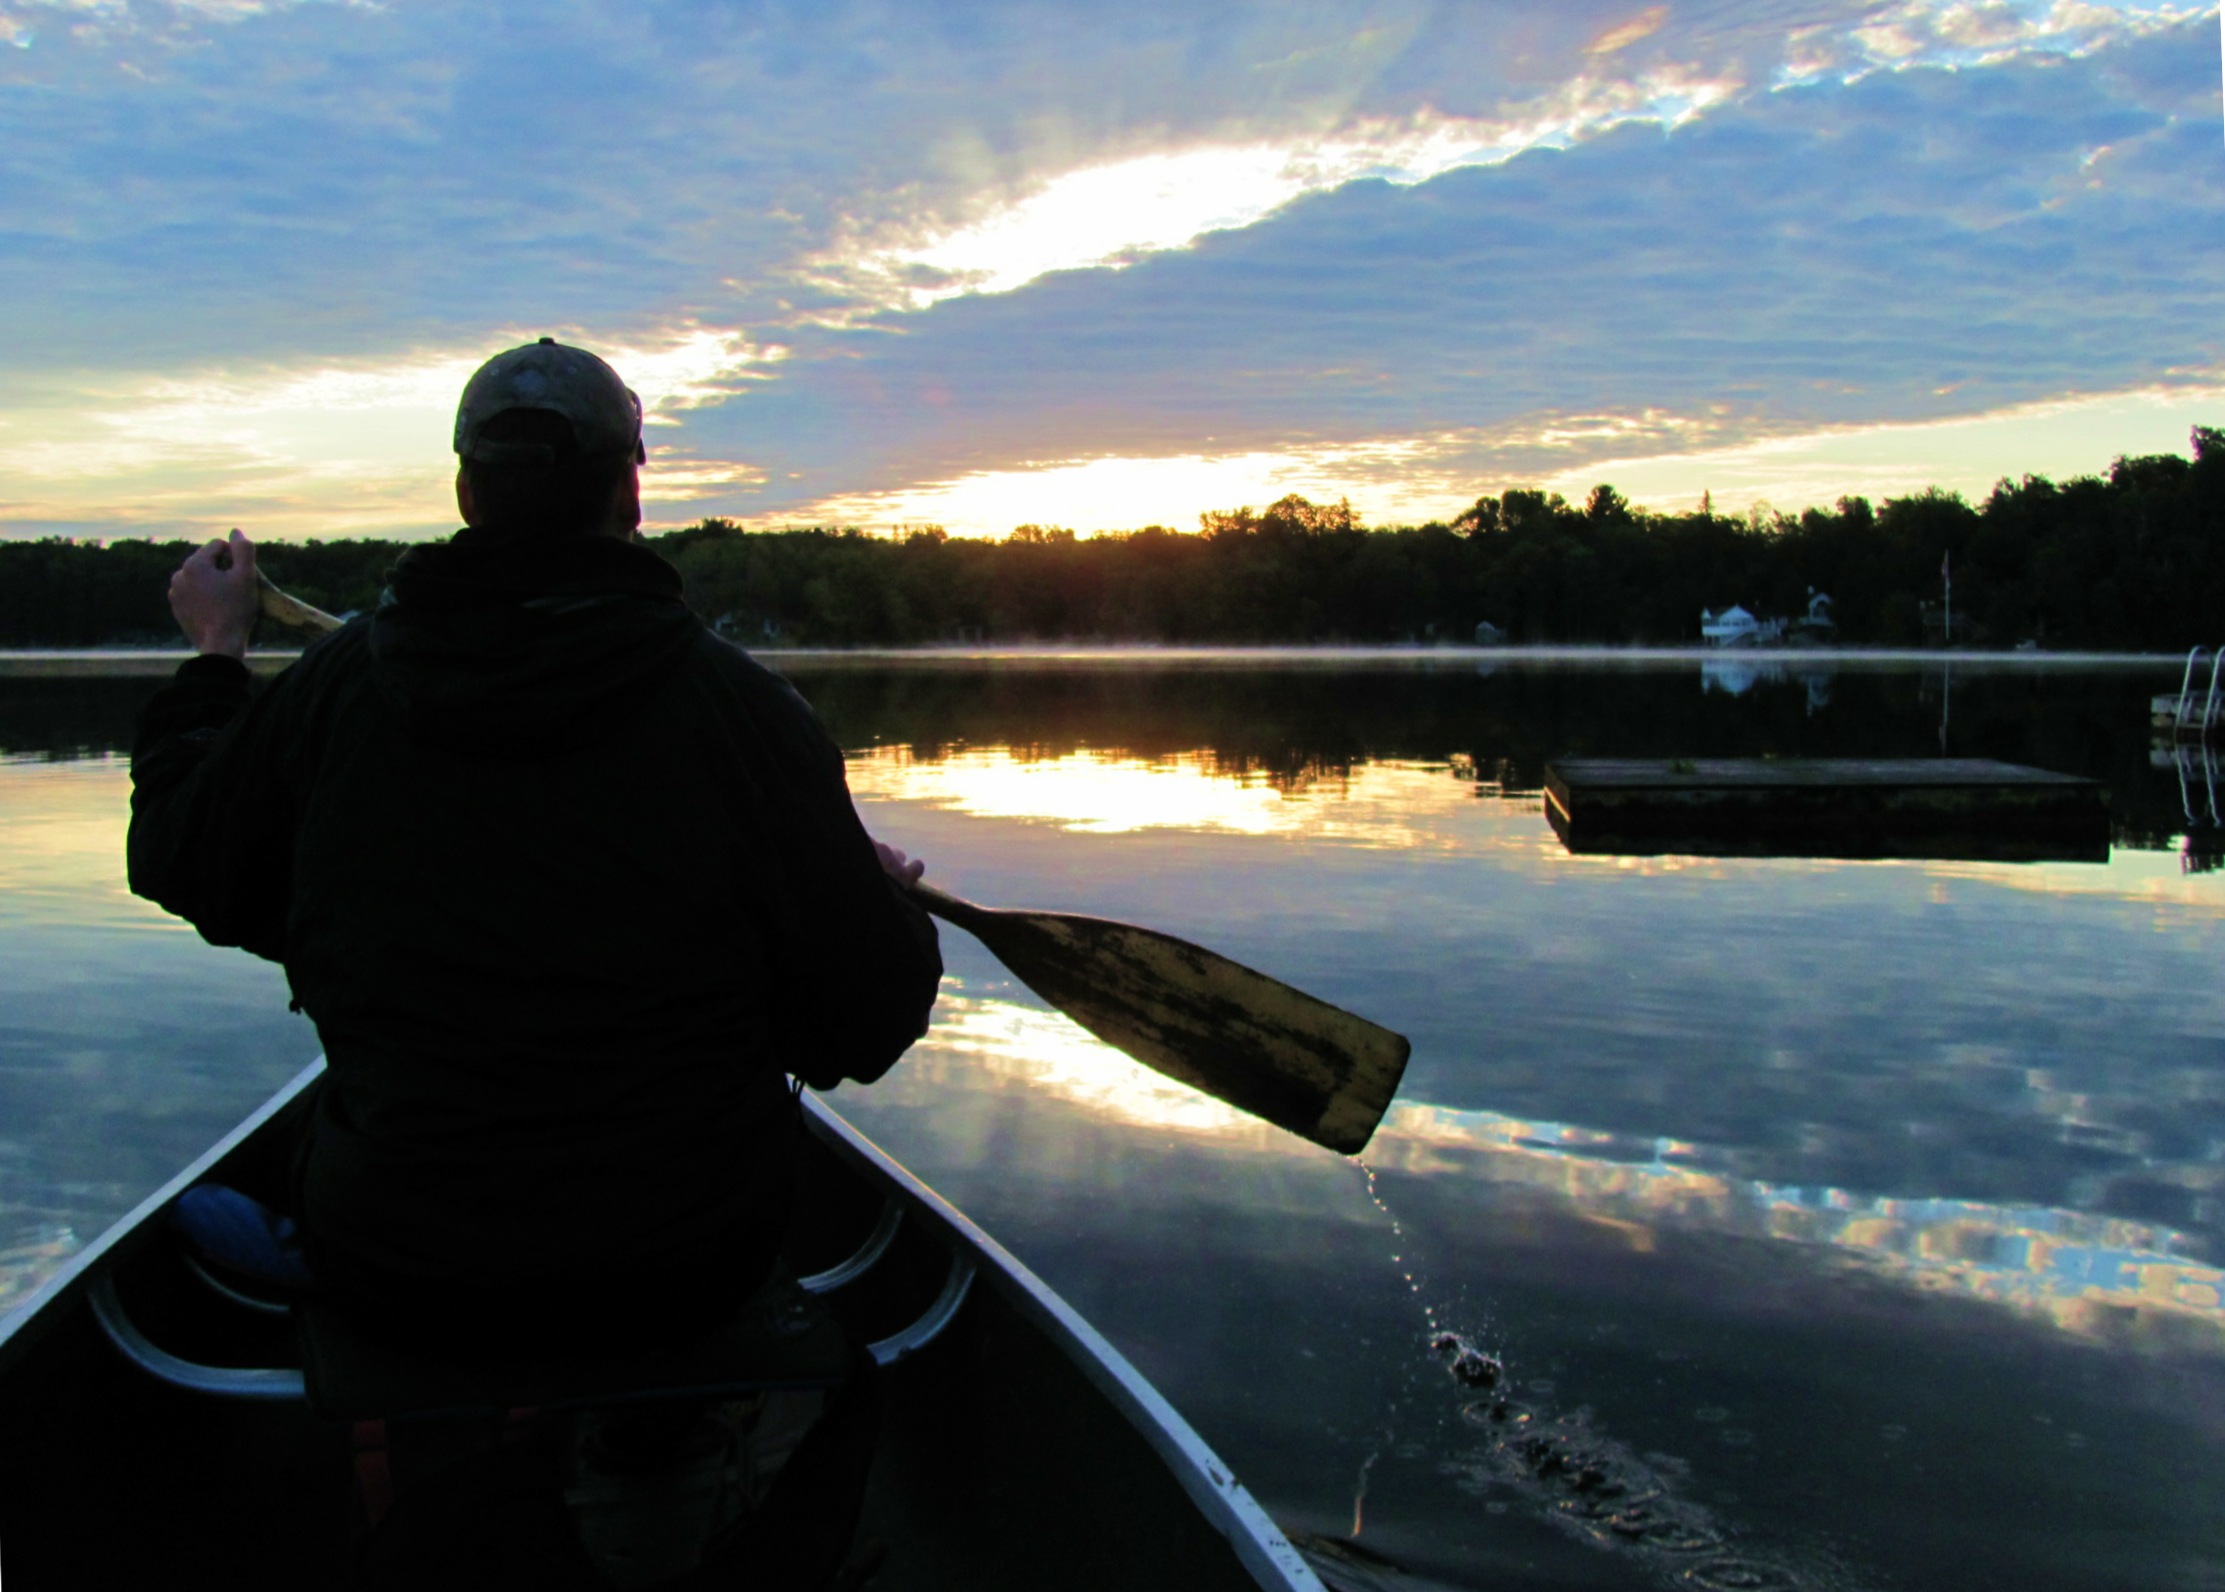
[908,986,2225,1357]
[1377,1101,2225,1358]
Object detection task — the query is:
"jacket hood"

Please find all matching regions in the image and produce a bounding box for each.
[368,527,702,755]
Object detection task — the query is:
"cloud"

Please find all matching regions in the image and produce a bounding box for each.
[14,0,2183,374]
[0,1,2215,540]
[1814,0,2206,79]
[1537,382,2225,514]
[680,18,2222,518]
[825,64,1744,309]
[0,326,775,540]
[809,0,2202,312]
[1589,6,1672,55]
[0,0,344,50]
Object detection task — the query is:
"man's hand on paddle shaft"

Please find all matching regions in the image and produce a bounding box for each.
[873,841,925,887]
[170,529,260,661]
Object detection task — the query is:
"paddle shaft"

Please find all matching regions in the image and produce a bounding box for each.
[256,571,345,635]
[251,574,1409,1152]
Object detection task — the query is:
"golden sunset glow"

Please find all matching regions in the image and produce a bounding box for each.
[781,441,1469,538]
[1931,847,2225,907]
[845,744,1542,851]
[0,328,779,541]
[1543,383,2225,518]
[0,758,174,930]
[910,991,1268,1138]
[851,746,1306,834]
[6,2,2223,1563]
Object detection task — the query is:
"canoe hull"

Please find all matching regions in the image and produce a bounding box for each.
[0,1062,1315,1591]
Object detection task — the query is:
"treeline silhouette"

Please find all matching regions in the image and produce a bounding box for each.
[3,428,2219,649]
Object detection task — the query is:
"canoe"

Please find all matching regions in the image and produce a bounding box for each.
[0,1060,1322,1591]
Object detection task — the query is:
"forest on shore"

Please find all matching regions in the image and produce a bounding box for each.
[3,427,2219,651]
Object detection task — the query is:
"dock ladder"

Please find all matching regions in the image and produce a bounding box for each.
[2170,742,2222,830]
[2159,646,2224,738]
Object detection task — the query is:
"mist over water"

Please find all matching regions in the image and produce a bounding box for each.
[3,650,2220,1588]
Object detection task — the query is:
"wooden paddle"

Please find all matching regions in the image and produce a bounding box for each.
[908,883,1409,1154]
[255,574,1413,1153]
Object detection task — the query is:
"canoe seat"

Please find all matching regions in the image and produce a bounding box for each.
[296,1273,857,1424]
[102,1184,961,1413]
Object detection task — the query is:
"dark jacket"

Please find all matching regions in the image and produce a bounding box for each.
[129,529,940,1342]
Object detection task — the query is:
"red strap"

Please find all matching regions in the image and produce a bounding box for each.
[351,1418,394,1529]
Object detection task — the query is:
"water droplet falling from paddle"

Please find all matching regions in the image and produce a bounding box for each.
[1344,1159,1464,1540]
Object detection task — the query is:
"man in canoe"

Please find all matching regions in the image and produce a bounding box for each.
[128,338,941,1574]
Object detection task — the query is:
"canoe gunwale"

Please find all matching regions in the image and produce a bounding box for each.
[0,1057,328,1381]
[800,1093,1325,1592]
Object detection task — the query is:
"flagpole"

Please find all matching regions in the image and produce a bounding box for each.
[1942,549,1952,647]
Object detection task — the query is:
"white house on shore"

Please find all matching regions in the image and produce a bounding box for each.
[1699,605,1787,647]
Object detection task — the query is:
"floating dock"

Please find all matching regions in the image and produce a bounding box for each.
[1544,758,2109,862]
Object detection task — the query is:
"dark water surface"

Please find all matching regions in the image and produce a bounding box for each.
[3,650,2221,1589]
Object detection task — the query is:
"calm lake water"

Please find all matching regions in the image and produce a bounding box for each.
[3,649,2222,1590]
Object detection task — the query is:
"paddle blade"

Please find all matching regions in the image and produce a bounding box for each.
[916,886,1410,1154]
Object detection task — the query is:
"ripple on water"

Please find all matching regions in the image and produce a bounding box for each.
[1685,1557,1803,1591]
[1388,1198,1849,1589]
[1440,1380,1862,1591]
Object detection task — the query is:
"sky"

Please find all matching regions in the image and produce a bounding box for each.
[0,0,2219,542]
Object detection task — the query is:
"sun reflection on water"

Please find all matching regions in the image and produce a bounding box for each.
[848,740,2225,905]
[909,991,1268,1137]
[844,744,1548,853]
[0,756,182,930]
[849,745,1306,834]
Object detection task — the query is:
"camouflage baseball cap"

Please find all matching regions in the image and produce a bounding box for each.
[453,337,646,466]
